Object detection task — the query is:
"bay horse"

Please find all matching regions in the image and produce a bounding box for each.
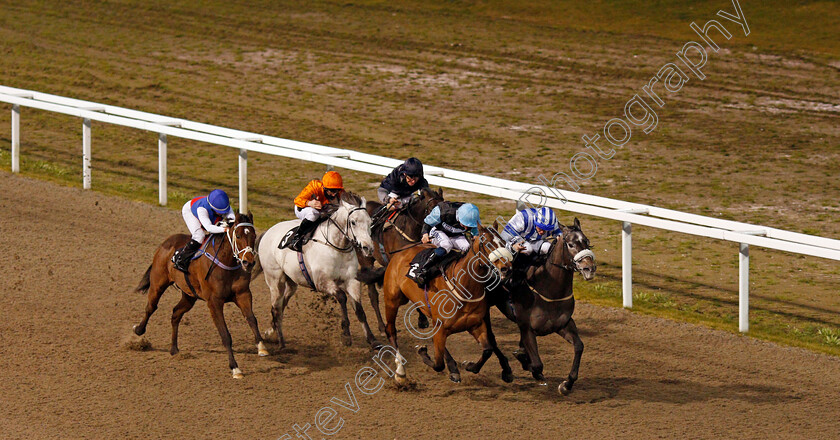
[367,225,515,384]
[487,217,596,394]
[253,192,380,349]
[360,187,444,332]
[133,212,265,379]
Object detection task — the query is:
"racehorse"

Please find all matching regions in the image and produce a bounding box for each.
[360,187,444,332]
[363,225,515,384]
[253,192,380,349]
[133,212,264,379]
[488,217,595,394]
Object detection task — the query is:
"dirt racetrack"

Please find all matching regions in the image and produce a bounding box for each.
[1,171,839,439]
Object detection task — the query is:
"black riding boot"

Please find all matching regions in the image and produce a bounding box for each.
[288,218,318,252]
[174,239,201,273]
[415,249,446,285]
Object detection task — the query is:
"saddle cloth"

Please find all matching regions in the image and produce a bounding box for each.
[406,248,462,285]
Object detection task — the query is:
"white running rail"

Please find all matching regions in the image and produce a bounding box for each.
[3,85,838,333]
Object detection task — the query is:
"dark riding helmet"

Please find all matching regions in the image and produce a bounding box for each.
[402,157,424,178]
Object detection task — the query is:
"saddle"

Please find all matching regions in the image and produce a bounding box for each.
[406,248,462,286]
[278,216,328,250]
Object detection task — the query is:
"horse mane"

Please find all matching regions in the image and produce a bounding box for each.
[339,190,363,207]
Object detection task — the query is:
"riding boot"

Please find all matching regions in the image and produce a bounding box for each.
[415,249,446,285]
[174,239,201,273]
[288,218,318,252]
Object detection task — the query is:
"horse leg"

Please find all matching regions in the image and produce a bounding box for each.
[557,318,584,395]
[345,280,382,349]
[464,314,513,382]
[443,349,460,383]
[521,327,546,384]
[234,288,269,357]
[134,270,169,336]
[169,293,196,355]
[416,328,448,377]
[207,298,241,379]
[513,330,532,371]
[462,320,494,375]
[417,310,429,329]
[383,283,407,385]
[266,274,292,348]
[333,288,353,347]
[366,280,387,334]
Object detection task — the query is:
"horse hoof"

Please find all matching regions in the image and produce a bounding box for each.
[502,370,514,383]
[417,316,429,329]
[232,368,244,379]
[559,381,572,395]
[394,373,408,386]
[133,324,145,336]
[257,342,269,357]
[370,340,383,350]
[461,361,477,373]
[170,347,179,356]
[415,345,427,355]
[537,380,547,386]
[449,374,461,383]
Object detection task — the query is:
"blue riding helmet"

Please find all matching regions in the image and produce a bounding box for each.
[207,189,231,214]
[456,203,480,228]
[533,207,557,232]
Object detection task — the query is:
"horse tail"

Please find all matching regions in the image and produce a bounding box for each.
[250,231,266,280]
[356,266,386,286]
[135,264,152,294]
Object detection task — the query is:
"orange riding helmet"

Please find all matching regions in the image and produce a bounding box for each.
[322,171,344,190]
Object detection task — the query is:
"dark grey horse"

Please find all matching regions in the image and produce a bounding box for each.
[487,217,596,394]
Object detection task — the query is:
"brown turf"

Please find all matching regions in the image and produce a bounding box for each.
[1,171,839,439]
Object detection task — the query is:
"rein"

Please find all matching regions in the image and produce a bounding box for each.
[516,232,595,303]
[311,206,367,253]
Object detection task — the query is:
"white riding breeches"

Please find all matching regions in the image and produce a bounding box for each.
[429,228,470,253]
[182,201,206,243]
[295,206,321,222]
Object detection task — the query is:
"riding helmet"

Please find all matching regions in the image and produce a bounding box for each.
[533,207,557,232]
[402,157,424,178]
[322,171,344,189]
[456,203,480,228]
[207,189,230,214]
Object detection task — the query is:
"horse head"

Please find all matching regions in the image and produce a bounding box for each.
[555,217,596,280]
[228,212,257,272]
[406,187,444,219]
[337,192,375,257]
[478,225,515,282]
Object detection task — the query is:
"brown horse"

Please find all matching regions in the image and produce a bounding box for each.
[359,187,444,332]
[133,212,266,379]
[487,217,596,394]
[373,226,515,384]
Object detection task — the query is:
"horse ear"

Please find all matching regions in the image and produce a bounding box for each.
[574,217,581,229]
[437,187,443,198]
[360,196,366,207]
[247,210,254,222]
[492,219,499,231]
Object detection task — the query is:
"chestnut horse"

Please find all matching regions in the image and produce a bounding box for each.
[133,212,266,379]
[487,217,596,394]
[360,187,444,332]
[364,226,515,384]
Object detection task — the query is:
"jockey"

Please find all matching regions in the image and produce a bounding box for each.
[173,189,236,273]
[500,207,561,257]
[413,202,480,284]
[378,157,430,209]
[285,170,345,252]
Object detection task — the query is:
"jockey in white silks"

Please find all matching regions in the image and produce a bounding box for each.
[173,189,236,273]
[414,201,481,284]
[500,207,561,257]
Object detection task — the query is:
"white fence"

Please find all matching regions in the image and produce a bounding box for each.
[3,85,839,333]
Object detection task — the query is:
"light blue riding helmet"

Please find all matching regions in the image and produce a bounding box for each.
[456,203,480,230]
[207,189,231,214]
[533,207,557,233]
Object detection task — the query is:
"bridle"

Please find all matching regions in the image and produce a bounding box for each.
[225,221,256,266]
[315,206,368,253]
[546,232,595,273]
